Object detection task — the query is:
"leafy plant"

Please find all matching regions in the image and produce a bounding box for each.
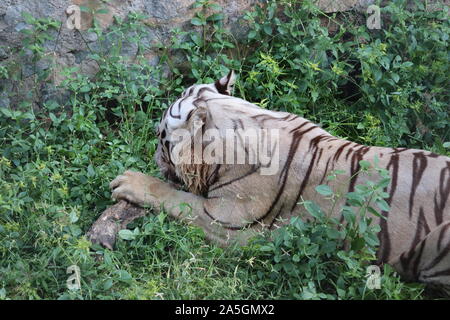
[243,160,424,299]
[1,0,448,300]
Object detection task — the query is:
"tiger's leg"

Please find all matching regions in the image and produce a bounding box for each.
[388,221,450,292]
[109,170,255,247]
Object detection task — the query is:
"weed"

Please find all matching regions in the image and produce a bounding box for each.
[0,0,448,299]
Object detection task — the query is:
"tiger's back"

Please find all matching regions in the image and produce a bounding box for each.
[105,72,450,292]
[200,109,450,267]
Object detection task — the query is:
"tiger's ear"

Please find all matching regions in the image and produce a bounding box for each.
[189,104,209,132]
[215,70,236,95]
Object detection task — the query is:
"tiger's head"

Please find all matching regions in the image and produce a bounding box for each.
[154,71,237,191]
[154,71,282,195]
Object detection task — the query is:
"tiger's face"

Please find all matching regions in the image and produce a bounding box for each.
[154,71,236,184]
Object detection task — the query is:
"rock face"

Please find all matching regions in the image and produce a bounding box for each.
[0,0,375,109]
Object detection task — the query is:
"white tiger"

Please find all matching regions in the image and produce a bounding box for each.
[90,71,450,292]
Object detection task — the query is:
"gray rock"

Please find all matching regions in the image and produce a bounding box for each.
[0,47,8,60]
[0,0,385,110]
[0,94,10,109]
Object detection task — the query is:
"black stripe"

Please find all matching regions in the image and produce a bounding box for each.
[411,207,431,248]
[333,141,353,162]
[411,239,427,279]
[316,148,324,166]
[290,145,320,212]
[409,152,428,219]
[206,164,221,187]
[208,165,260,192]
[434,161,450,225]
[319,157,332,184]
[341,146,370,223]
[421,267,450,279]
[261,125,319,223]
[427,152,440,158]
[422,224,450,272]
[438,222,450,252]
[251,114,282,123]
[203,96,234,103]
[197,87,216,96]
[391,147,408,154]
[291,124,318,134]
[203,207,260,231]
[279,124,318,184]
[348,145,371,193]
[169,103,181,119]
[186,109,195,122]
[377,154,399,263]
[308,134,328,151]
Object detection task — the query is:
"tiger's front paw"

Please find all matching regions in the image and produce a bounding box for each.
[110,170,160,207]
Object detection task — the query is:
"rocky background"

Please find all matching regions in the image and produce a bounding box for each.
[0,0,399,109]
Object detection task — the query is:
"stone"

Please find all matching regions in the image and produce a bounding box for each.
[0,93,10,109]
[0,0,389,110]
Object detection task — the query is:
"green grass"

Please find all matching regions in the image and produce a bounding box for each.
[0,0,448,299]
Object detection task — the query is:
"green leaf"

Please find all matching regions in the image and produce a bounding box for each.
[103,279,113,290]
[69,210,79,223]
[373,67,382,81]
[259,245,273,252]
[207,13,224,22]
[209,3,223,11]
[263,25,272,35]
[391,73,400,83]
[380,56,390,70]
[368,206,386,219]
[351,237,365,251]
[80,85,91,93]
[315,185,333,196]
[191,17,204,26]
[96,8,109,14]
[21,12,35,24]
[376,199,390,212]
[402,61,413,68]
[49,113,57,123]
[355,184,370,194]
[190,34,203,47]
[87,164,95,178]
[358,219,367,234]
[115,270,132,282]
[359,160,371,170]
[0,108,13,118]
[376,177,391,189]
[326,228,342,239]
[118,229,135,240]
[311,90,319,102]
[342,207,356,224]
[346,192,365,206]
[248,30,257,39]
[364,233,380,246]
[303,201,324,219]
